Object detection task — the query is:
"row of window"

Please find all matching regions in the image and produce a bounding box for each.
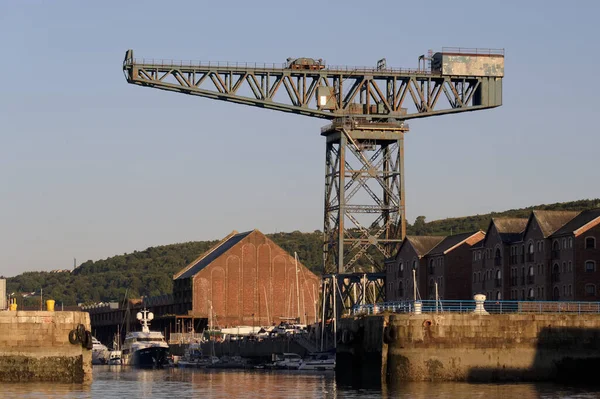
[509,288,539,300]
[504,284,598,300]
[474,261,597,287]
[473,237,597,263]
[552,237,596,250]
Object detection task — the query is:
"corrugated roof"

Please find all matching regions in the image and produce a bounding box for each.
[552,209,600,237]
[532,210,579,237]
[428,231,482,255]
[492,218,527,243]
[175,231,252,280]
[406,236,445,256]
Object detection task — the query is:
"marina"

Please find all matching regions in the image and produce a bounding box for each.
[2,367,600,399]
[2,0,600,396]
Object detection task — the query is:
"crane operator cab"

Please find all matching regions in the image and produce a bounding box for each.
[286,57,325,70]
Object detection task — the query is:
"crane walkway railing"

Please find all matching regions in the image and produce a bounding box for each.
[351,300,600,316]
[126,58,433,75]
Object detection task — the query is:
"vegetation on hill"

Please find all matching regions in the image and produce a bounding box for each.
[5,199,598,306]
[410,199,599,236]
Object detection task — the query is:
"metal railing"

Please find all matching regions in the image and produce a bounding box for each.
[127,57,434,75]
[351,299,600,315]
[441,47,505,56]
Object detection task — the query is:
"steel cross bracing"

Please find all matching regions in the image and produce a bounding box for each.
[323,119,406,275]
[123,50,501,121]
[321,273,385,337]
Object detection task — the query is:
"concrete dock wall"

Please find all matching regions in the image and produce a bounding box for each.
[337,313,600,384]
[0,311,92,383]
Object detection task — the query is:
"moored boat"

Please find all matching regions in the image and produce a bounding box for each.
[272,353,303,370]
[298,352,335,371]
[121,309,170,368]
[91,337,109,365]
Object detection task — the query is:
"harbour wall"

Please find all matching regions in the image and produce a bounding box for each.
[0,311,92,383]
[337,313,600,384]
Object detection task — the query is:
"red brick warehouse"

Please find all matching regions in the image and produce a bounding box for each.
[173,230,320,327]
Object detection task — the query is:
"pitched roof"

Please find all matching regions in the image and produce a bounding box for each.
[492,218,527,243]
[405,236,445,257]
[174,230,252,280]
[531,210,579,237]
[471,240,484,249]
[428,231,484,255]
[552,209,600,237]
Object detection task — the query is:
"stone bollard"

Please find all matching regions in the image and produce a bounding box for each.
[414,301,422,315]
[473,294,489,315]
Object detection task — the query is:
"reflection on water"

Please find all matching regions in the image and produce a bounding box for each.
[0,367,599,398]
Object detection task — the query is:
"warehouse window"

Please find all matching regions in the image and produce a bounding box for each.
[585,284,596,296]
[586,237,596,249]
[586,261,596,273]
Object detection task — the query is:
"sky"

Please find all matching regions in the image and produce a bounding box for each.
[1,0,599,276]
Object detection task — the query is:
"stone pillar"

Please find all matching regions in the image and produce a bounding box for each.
[414,301,422,315]
[473,294,489,315]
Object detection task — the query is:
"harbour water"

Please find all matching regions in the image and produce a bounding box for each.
[1,367,600,398]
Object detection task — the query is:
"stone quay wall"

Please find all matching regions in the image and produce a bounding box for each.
[337,313,600,384]
[0,311,92,383]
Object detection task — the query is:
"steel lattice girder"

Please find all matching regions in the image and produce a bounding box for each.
[322,274,385,321]
[323,120,406,275]
[123,50,501,121]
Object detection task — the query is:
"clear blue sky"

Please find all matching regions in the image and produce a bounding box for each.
[1,0,598,276]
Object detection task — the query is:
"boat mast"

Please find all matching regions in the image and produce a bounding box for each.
[295,252,301,324]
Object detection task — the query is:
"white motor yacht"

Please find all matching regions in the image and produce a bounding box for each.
[91,337,109,365]
[273,353,302,369]
[121,309,169,367]
[298,352,335,371]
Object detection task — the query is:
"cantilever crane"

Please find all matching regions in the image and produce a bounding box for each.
[123,48,504,309]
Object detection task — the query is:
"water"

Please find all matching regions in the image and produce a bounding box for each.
[1,367,600,398]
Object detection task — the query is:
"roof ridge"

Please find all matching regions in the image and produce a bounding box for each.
[173,230,239,279]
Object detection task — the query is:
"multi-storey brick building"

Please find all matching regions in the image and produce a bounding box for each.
[548,209,600,301]
[472,218,528,300]
[470,209,600,301]
[386,236,443,301]
[422,231,485,300]
[386,232,484,301]
[509,210,579,301]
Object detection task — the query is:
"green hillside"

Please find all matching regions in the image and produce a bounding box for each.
[5,199,598,306]
[411,199,600,236]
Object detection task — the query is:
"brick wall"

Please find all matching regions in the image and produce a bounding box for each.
[0,311,92,383]
[575,224,600,300]
[443,243,474,300]
[392,244,420,301]
[191,231,320,327]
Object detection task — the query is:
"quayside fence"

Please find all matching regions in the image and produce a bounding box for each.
[351,300,600,316]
